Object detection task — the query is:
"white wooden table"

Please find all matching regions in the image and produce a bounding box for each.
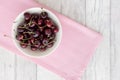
[0,0,120,80]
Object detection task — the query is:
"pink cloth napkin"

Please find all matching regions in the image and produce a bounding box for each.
[0,0,102,80]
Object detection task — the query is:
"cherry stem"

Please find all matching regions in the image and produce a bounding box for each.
[4,34,14,39]
[20,42,33,46]
[23,32,34,34]
[44,40,56,46]
[28,16,34,26]
[48,40,56,44]
[17,27,33,32]
[22,37,32,40]
[49,36,55,40]
[4,34,32,41]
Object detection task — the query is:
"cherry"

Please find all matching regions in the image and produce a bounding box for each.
[33,31,40,38]
[40,12,48,19]
[24,12,31,20]
[31,19,37,24]
[16,34,24,41]
[45,20,53,27]
[32,14,39,20]
[20,43,27,48]
[53,27,59,33]
[31,46,37,51]
[51,25,56,29]
[39,27,44,32]
[24,33,31,39]
[42,38,49,45]
[39,48,46,51]
[47,43,53,48]
[44,28,52,36]
[39,34,44,41]
[34,40,41,48]
[17,28,24,33]
[39,46,46,51]
[38,18,43,25]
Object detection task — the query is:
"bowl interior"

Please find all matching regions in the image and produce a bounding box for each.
[12,8,62,57]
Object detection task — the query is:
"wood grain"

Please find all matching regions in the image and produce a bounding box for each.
[111,0,120,80]
[0,47,15,80]
[37,66,64,80]
[36,0,61,12]
[60,0,86,80]
[85,0,111,80]
[16,56,36,80]
[61,0,86,25]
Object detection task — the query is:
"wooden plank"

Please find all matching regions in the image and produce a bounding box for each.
[36,0,61,12]
[85,0,110,80]
[16,56,37,80]
[111,0,120,80]
[61,0,86,25]
[0,47,15,80]
[37,66,64,80]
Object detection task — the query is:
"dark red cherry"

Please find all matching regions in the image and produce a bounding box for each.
[24,33,31,39]
[17,28,24,33]
[39,46,47,51]
[32,19,37,24]
[24,12,31,20]
[31,46,37,51]
[42,38,49,45]
[39,34,44,41]
[53,27,59,33]
[51,25,56,29]
[44,28,52,36]
[16,34,24,41]
[32,14,39,20]
[34,40,41,48]
[45,20,53,27]
[47,43,53,48]
[20,43,27,48]
[40,12,48,19]
[39,27,44,32]
[33,31,40,38]
[38,19,43,25]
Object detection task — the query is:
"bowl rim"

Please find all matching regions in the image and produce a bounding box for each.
[12,7,62,58]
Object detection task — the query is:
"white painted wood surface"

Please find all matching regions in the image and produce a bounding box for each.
[0,0,119,80]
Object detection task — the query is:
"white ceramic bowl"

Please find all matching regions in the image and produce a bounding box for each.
[12,8,62,58]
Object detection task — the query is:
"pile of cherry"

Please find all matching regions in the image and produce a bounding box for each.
[16,11,59,51]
